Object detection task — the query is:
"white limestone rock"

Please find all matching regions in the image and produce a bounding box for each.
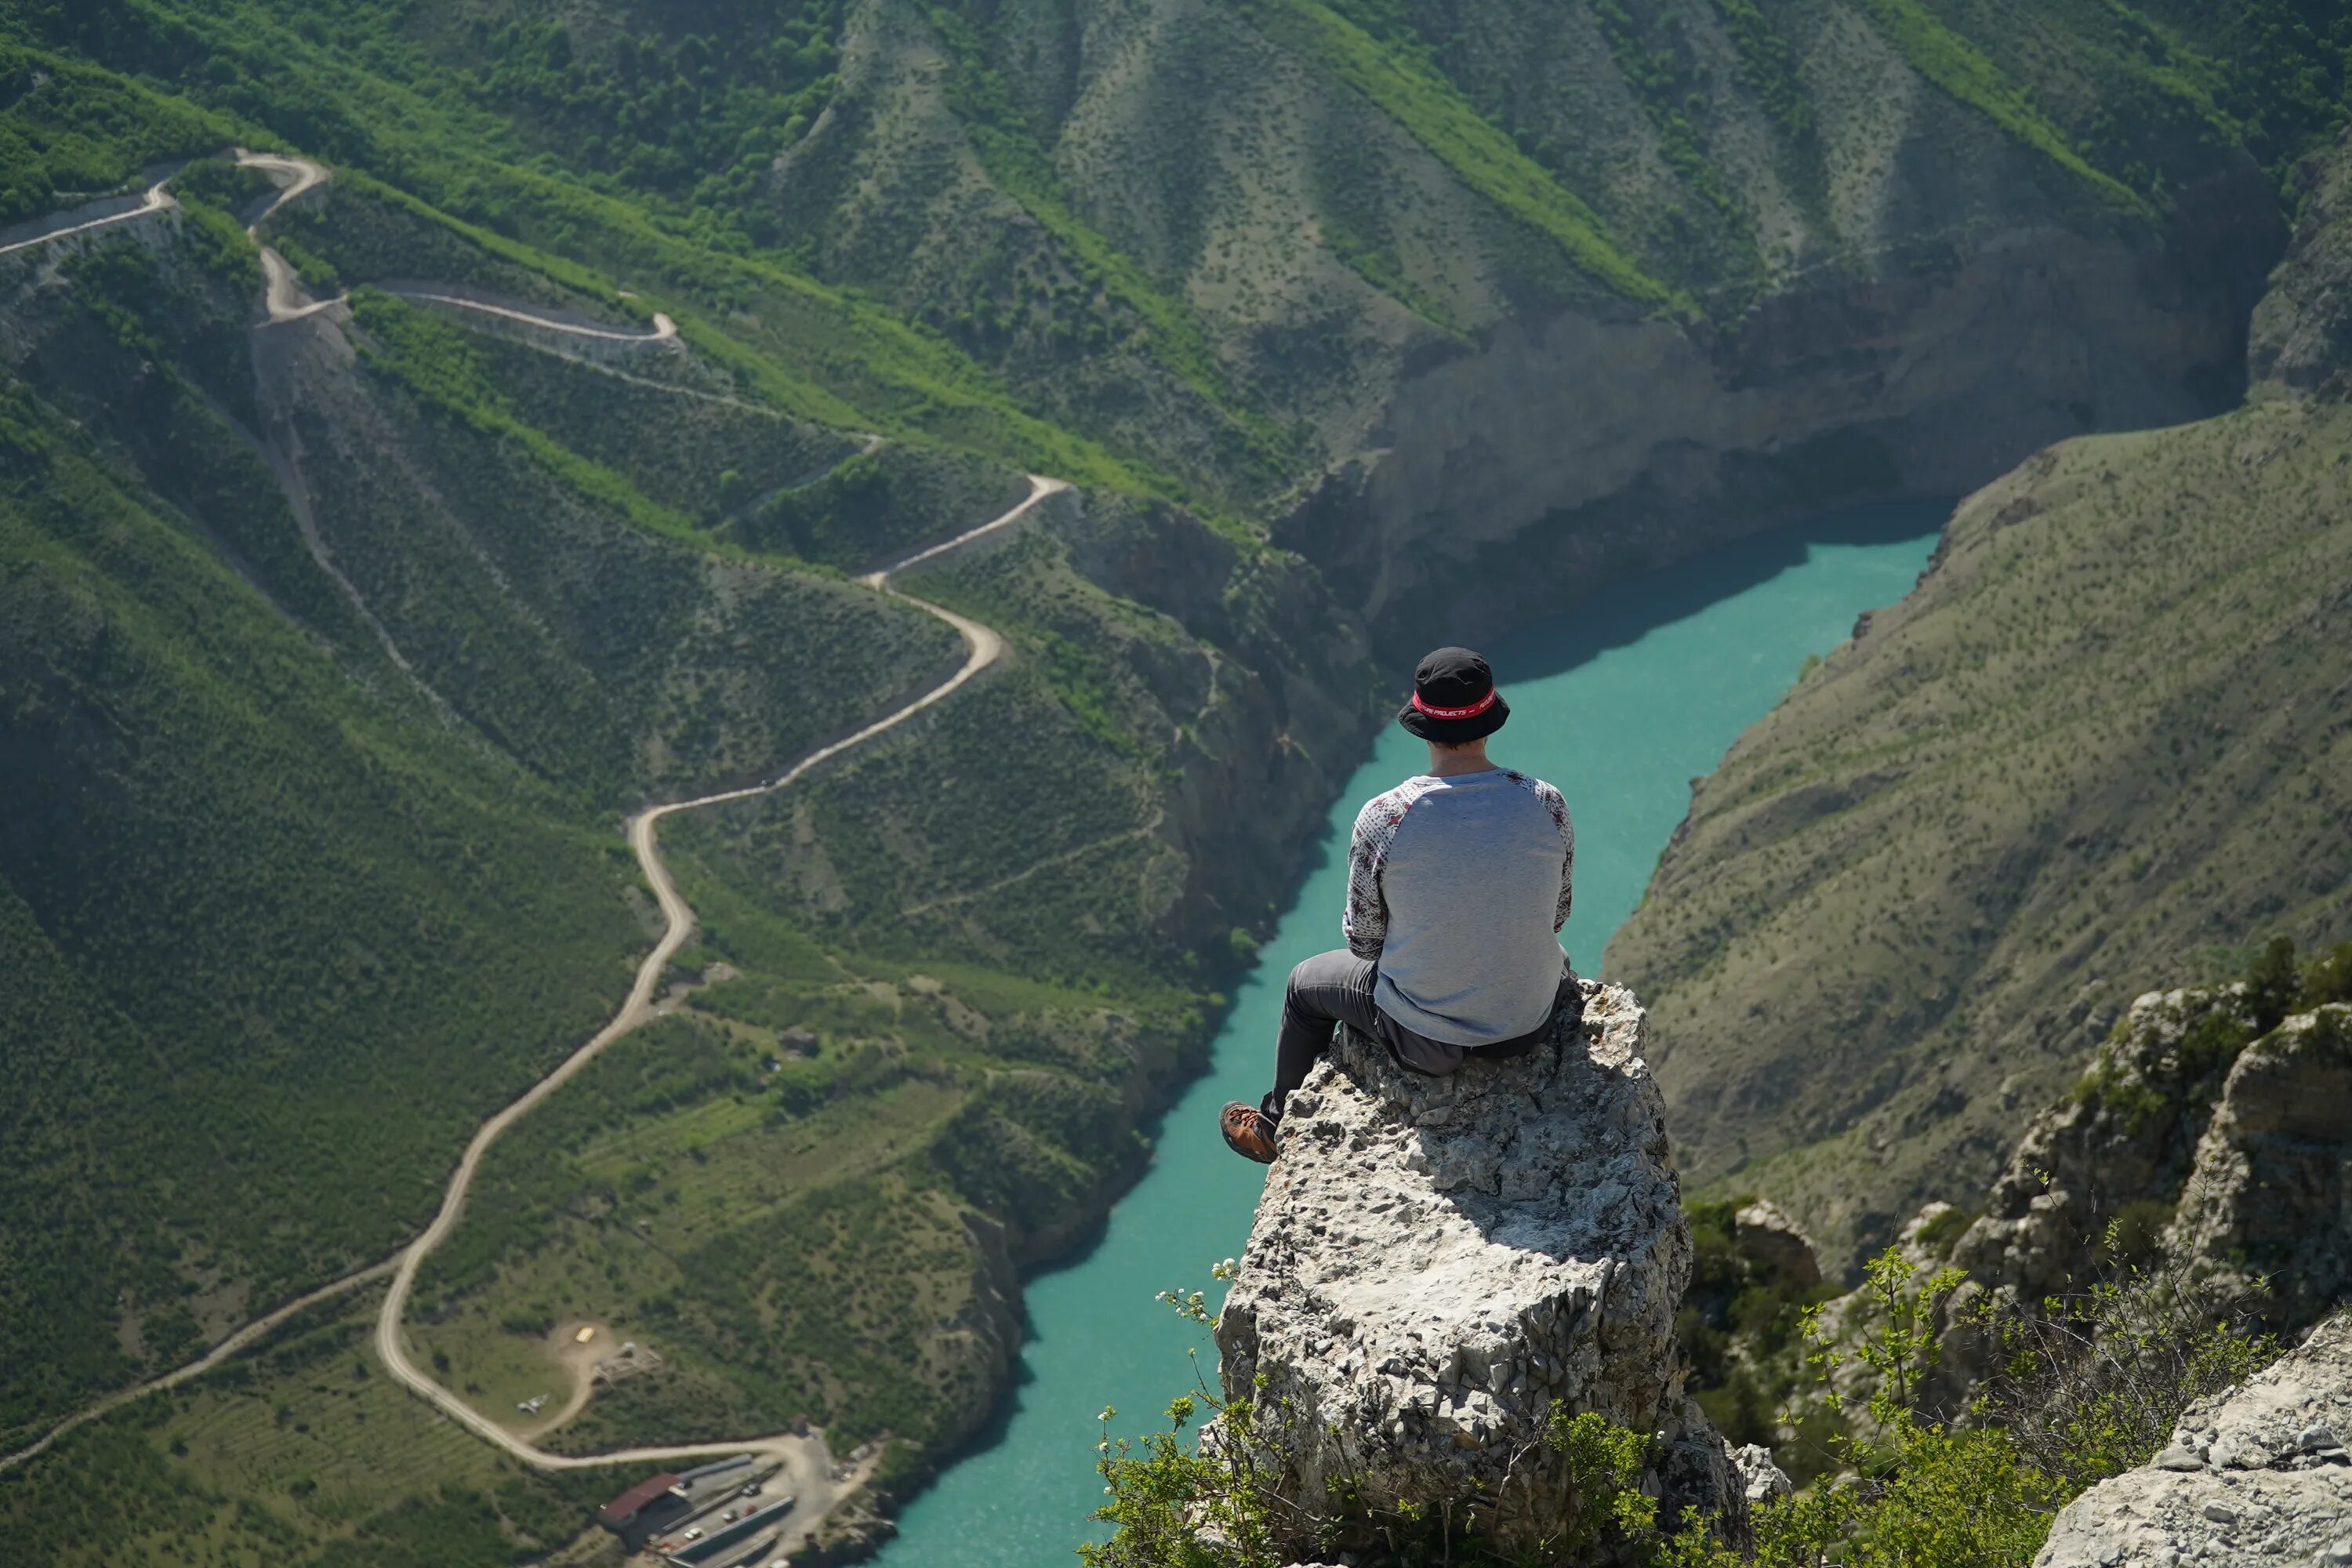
[1214,979,1743,1560]
[1731,1443,1794,1503]
[2034,1314,2352,1567]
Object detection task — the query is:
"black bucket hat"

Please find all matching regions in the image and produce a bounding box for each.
[1396,646,1510,742]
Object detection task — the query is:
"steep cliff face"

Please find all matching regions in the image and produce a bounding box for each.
[2251,122,2352,395]
[1283,160,2280,643]
[1214,981,1745,1560]
[2158,1003,2352,1327]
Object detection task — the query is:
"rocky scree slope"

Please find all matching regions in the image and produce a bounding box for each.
[1609,124,2352,1270]
[1215,980,1748,1560]
[2033,1312,2352,1568]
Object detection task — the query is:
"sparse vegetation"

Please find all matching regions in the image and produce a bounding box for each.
[1844,0,2149,212]
[1088,1243,2280,1568]
[1616,397,2352,1271]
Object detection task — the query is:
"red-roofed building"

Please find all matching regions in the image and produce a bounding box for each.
[597,1472,688,1540]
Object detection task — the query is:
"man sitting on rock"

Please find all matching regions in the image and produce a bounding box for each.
[1221,646,1578,1163]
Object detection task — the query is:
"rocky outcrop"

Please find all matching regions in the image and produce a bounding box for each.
[2251,122,2352,396]
[1214,980,1744,1560]
[1947,986,2256,1310]
[2033,1314,2352,1568]
[1729,1443,1792,1505]
[2167,1004,2352,1325]
[1821,994,2352,1425]
[1733,1200,1822,1293]
[1940,995,2352,1334]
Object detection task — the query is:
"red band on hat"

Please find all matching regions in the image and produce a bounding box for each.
[1410,688,1497,720]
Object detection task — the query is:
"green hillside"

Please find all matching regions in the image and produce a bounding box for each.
[13,0,2352,508]
[5,0,2352,1557]
[1610,127,2352,1270]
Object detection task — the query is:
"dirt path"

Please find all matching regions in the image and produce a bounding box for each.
[0,158,1068,1530]
[235,151,343,325]
[368,474,1064,1479]
[236,151,678,347]
[236,149,327,225]
[0,1259,394,1473]
[0,179,175,260]
[383,287,677,343]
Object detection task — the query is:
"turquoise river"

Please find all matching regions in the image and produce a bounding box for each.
[878,506,1944,1566]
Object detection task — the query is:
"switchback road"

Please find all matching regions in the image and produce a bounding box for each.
[1,152,1071,1540]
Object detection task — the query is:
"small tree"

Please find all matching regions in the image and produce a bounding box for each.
[2245,935,2302,1033]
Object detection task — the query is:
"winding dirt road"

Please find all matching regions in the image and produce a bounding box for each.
[383,287,678,343]
[238,151,677,345]
[367,473,1062,1486]
[0,151,1073,1527]
[0,1259,396,1473]
[0,179,176,260]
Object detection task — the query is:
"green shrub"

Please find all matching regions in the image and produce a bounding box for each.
[2245,933,2303,1033]
[1090,1244,2281,1567]
[1970,1250,2274,1494]
[1912,1205,1973,1259]
[2304,940,2352,1006]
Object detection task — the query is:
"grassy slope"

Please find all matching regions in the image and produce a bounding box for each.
[405,924,1196,1457]
[1234,0,1686,311]
[1609,397,2352,1269]
[0,379,641,1442]
[274,290,969,798]
[0,1287,642,1568]
[2,125,1376,1518]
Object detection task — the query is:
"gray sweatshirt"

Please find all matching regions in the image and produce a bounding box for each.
[1343,768,1575,1047]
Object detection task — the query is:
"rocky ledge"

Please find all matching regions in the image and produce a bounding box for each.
[1213,978,1744,1560]
[2035,1314,2352,1567]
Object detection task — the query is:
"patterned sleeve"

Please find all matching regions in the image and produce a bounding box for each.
[1342,789,1406,960]
[1536,780,1575,931]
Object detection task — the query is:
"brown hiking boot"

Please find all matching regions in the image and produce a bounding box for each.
[1220,1102,1278,1164]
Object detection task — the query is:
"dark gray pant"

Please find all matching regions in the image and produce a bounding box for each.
[1264,949,1567,1120]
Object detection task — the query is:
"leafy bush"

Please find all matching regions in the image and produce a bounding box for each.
[1971,1250,2273,1496]
[2304,938,2352,1006]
